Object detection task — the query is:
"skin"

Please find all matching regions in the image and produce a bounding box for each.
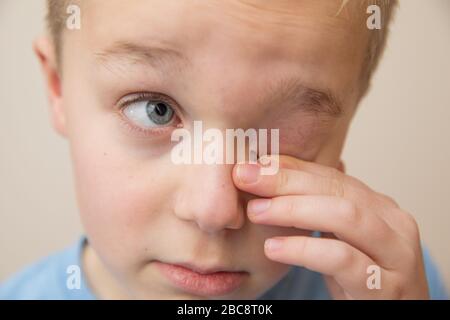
[34,0,429,299]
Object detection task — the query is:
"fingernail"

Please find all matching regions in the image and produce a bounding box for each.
[237,164,260,184]
[265,238,283,251]
[248,199,271,216]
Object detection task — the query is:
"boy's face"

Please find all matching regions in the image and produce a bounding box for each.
[41,0,370,298]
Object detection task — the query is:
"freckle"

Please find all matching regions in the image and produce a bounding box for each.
[103,152,107,156]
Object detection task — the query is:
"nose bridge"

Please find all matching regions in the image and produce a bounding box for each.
[174,162,245,233]
[172,62,260,233]
[190,52,263,125]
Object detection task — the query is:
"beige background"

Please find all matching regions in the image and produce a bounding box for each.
[1,0,449,292]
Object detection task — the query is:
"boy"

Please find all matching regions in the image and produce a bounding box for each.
[1,0,448,299]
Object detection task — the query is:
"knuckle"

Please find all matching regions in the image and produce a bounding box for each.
[334,242,354,269]
[339,199,360,225]
[296,236,309,258]
[329,169,345,197]
[377,192,400,208]
[390,275,407,298]
[284,198,297,219]
[277,169,291,192]
[404,245,419,265]
[401,211,421,240]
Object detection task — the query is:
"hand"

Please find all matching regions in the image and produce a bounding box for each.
[232,155,429,299]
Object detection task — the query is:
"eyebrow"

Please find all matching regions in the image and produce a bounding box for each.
[264,77,344,118]
[94,41,188,71]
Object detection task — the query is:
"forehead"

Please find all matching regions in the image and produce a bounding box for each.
[74,0,369,105]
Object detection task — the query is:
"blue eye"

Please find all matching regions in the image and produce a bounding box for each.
[123,100,175,128]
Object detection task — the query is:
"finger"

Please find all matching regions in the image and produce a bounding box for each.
[278,155,410,235]
[248,195,409,269]
[264,236,387,299]
[262,154,369,191]
[233,163,348,198]
[234,160,405,246]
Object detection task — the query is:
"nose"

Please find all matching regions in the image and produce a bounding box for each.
[174,163,245,233]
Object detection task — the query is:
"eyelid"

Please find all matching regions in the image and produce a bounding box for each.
[117,92,176,109]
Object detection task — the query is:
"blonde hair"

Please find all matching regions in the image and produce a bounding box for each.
[338,0,398,93]
[46,0,397,92]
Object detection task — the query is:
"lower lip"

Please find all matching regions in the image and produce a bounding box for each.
[154,261,248,296]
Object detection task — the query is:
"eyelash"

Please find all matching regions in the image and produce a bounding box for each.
[116,92,183,138]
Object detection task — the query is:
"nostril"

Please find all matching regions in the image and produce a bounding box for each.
[195,219,225,234]
[196,214,244,233]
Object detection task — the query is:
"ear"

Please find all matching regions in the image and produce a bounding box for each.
[33,36,67,137]
[337,159,346,173]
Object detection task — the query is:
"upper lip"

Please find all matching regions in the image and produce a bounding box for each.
[161,261,246,275]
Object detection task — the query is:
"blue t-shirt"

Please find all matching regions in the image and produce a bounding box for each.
[0,236,448,300]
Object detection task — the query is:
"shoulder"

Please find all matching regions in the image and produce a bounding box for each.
[0,237,94,300]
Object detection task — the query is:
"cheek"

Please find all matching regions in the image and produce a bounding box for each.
[69,128,177,267]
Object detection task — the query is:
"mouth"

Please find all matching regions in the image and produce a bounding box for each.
[154,260,249,297]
